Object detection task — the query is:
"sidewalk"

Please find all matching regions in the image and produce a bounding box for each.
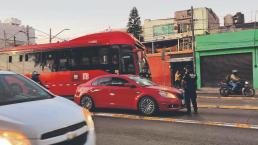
[197,87,258,97]
[197,87,258,110]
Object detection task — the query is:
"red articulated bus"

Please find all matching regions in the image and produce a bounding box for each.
[0,31,151,99]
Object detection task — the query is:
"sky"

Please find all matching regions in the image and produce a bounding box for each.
[0,0,258,43]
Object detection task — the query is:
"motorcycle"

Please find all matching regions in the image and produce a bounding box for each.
[219,80,255,97]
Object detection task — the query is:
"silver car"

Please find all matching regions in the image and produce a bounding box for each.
[0,71,95,145]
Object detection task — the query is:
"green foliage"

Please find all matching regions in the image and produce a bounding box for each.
[127,7,143,40]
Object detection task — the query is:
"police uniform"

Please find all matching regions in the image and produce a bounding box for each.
[182,71,198,113]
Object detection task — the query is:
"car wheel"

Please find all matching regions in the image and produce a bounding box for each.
[138,97,157,116]
[80,95,95,111]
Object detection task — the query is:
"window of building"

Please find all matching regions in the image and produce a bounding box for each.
[8,56,12,63]
[25,54,29,61]
[178,23,191,33]
[19,55,23,62]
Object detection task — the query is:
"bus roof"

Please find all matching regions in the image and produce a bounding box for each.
[0,31,144,53]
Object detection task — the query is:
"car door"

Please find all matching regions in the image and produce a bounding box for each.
[90,77,113,108]
[109,77,139,109]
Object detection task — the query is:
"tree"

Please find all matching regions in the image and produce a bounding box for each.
[127,7,143,40]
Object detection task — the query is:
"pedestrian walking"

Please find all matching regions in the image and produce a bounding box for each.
[181,65,198,114]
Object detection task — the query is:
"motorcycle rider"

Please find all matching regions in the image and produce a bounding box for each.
[229,70,241,91]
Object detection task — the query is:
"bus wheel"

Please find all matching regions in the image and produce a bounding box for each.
[80,95,95,111]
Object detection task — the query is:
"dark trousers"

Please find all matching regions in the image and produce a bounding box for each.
[174,80,181,88]
[185,91,198,113]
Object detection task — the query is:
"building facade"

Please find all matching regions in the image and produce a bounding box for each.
[143,7,220,87]
[175,7,220,36]
[0,18,35,49]
[195,29,258,89]
[143,18,177,42]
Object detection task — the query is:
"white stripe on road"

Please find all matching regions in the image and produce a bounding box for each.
[93,112,258,130]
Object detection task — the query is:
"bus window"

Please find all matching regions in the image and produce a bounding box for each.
[82,57,90,65]
[119,45,135,74]
[137,51,151,78]
[99,47,109,65]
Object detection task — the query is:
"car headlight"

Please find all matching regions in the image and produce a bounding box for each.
[159,90,177,99]
[82,108,95,130]
[0,130,31,145]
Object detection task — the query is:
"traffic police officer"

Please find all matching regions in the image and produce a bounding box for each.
[182,65,198,114]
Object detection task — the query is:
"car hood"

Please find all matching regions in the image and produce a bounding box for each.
[0,97,85,139]
[145,85,182,94]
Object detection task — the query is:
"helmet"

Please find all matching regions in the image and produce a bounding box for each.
[232,69,238,73]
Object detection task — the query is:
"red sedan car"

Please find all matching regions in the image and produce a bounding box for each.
[74,74,184,115]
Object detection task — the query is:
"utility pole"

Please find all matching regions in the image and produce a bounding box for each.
[13,36,16,47]
[49,28,52,43]
[3,30,7,48]
[254,10,257,68]
[190,6,196,73]
[26,25,30,45]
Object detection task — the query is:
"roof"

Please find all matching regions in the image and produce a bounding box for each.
[93,74,133,78]
[0,71,16,74]
[0,31,141,53]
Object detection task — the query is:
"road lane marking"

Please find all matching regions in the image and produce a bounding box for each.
[198,104,258,110]
[93,112,258,130]
[198,96,258,100]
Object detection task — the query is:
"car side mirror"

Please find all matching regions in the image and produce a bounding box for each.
[124,83,137,88]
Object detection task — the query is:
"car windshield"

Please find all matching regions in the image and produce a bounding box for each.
[0,74,53,106]
[129,75,156,87]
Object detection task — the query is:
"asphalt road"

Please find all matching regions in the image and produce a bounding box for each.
[94,116,258,145]
[93,107,258,125]
[91,94,258,145]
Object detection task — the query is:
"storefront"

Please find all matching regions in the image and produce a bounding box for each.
[169,53,193,87]
[195,29,258,89]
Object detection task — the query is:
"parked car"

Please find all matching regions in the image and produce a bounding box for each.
[0,71,95,145]
[74,74,183,115]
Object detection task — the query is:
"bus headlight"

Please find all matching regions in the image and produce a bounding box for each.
[0,130,31,145]
[82,108,95,130]
[159,91,177,99]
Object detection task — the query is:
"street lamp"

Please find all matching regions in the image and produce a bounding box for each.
[49,28,70,43]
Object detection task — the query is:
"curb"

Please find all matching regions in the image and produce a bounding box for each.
[198,96,258,100]
[93,112,258,130]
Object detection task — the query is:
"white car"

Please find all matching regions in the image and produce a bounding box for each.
[0,71,95,145]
